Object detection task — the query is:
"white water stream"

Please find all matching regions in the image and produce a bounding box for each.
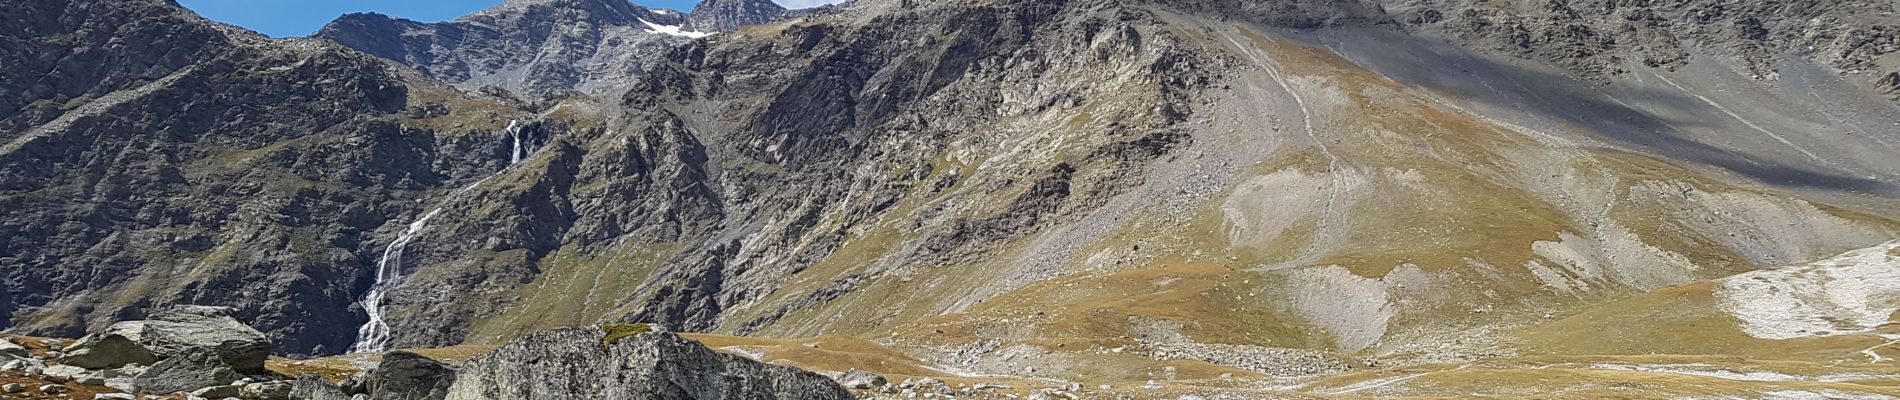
[348,120,533,353]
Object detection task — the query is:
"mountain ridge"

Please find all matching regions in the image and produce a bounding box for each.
[6,0,1900,397]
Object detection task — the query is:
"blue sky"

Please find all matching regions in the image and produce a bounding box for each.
[179,0,838,38]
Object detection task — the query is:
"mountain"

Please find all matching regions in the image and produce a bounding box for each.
[0,0,546,356]
[312,0,820,99]
[8,0,1900,397]
[686,0,791,32]
[313,0,705,99]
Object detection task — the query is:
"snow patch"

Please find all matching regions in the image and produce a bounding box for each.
[639,19,710,39]
[1715,241,1900,340]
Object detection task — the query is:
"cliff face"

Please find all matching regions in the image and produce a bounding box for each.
[7,1,1900,388]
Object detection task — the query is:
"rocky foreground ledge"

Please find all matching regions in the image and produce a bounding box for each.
[1,307,853,400]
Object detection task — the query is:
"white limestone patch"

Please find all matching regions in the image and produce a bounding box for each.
[1277,266,1394,352]
[1586,363,1887,383]
[1524,260,1581,293]
[1715,241,1900,340]
[1531,227,1702,292]
[1220,169,1364,258]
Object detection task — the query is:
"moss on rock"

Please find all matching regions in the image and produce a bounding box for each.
[600,323,652,347]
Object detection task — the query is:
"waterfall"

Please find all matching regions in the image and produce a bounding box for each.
[347,208,442,353]
[508,119,525,164]
[347,120,535,353]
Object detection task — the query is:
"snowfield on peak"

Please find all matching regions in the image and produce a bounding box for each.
[639,18,710,38]
[1717,241,1900,340]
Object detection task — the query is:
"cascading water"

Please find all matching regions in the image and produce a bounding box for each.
[348,120,534,353]
[508,119,525,164]
[347,208,441,353]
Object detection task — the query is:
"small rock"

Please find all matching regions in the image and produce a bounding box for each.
[240,380,293,400]
[0,338,27,357]
[43,364,86,380]
[2,383,22,393]
[104,377,138,393]
[290,375,352,400]
[94,394,137,400]
[38,384,66,394]
[190,384,243,398]
[835,369,887,389]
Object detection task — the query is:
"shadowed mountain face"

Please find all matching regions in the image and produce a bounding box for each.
[9,0,1900,396]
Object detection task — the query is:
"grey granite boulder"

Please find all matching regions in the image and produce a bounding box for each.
[132,349,243,394]
[56,332,156,370]
[361,351,456,400]
[835,369,887,390]
[62,306,270,372]
[0,338,27,357]
[445,326,851,400]
[290,375,356,400]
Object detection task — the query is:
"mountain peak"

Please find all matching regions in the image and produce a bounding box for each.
[687,0,789,32]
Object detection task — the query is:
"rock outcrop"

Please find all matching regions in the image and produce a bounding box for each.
[445,326,852,400]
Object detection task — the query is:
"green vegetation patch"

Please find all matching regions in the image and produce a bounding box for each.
[601,323,652,347]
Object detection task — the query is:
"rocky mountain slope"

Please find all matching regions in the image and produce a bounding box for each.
[0,0,543,356]
[313,0,805,99]
[6,0,1900,397]
[685,0,793,32]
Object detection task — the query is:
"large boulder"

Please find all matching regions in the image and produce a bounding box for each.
[445,325,852,400]
[290,375,355,400]
[362,351,456,400]
[61,305,270,372]
[132,349,243,394]
[56,333,156,369]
